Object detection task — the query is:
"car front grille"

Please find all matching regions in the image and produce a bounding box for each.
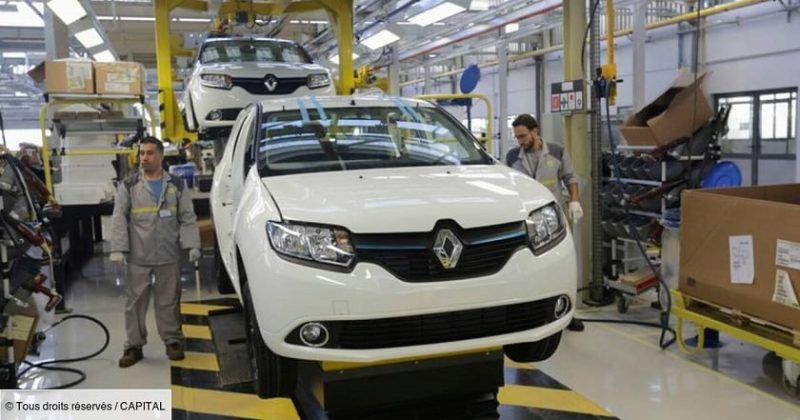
[285,297,557,350]
[354,221,529,282]
[231,76,307,95]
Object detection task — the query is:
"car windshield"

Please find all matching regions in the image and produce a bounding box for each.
[200,39,312,64]
[257,104,493,177]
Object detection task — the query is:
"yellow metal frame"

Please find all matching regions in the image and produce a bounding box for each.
[600,0,618,105]
[39,96,156,195]
[671,290,800,363]
[414,93,494,154]
[155,0,356,142]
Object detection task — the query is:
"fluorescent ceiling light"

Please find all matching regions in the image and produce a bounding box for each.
[470,0,490,10]
[93,50,115,62]
[97,16,115,20]
[177,17,211,22]
[2,52,27,58]
[361,29,400,50]
[75,27,104,48]
[329,53,359,64]
[119,16,154,21]
[505,22,519,33]
[46,0,87,25]
[408,2,465,27]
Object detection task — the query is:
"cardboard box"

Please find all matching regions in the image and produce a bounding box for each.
[679,184,800,332]
[27,60,94,94]
[94,61,144,95]
[0,299,39,364]
[619,72,713,146]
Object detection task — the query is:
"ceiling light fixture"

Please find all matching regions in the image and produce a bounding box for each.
[93,50,115,62]
[361,28,400,50]
[329,53,359,65]
[75,27,104,48]
[408,1,465,27]
[46,0,87,25]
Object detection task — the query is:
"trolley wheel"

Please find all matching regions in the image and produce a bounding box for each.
[617,295,630,314]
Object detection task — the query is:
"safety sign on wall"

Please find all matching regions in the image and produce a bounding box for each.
[550,80,585,113]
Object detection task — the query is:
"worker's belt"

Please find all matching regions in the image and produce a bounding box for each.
[131,206,177,215]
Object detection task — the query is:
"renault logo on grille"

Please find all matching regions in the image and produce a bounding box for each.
[264,75,278,92]
[433,229,463,269]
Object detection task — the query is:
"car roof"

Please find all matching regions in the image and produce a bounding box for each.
[203,36,296,44]
[257,96,438,114]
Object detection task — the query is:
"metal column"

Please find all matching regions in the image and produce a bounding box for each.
[388,47,400,96]
[562,0,590,292]
[633,1,648,111]
[497,40,509,159]
[588,0,605,303]
[44,9,69,60]
[154,0,175,140]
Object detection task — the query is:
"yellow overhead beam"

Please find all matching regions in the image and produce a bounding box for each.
[323,0,355,95]
[169,0,208,12]
[217,0,322,15]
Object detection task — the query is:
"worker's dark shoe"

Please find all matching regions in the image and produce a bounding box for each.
[118,347,143,368]
[567,318,585,332]
[166,342,185,361]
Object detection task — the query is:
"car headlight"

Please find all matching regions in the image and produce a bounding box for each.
[307,73,330,89]
[200,73,233,89]
[526,203,566,254]
[267,221,354,267]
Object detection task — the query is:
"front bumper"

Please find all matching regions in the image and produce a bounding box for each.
[241,231,577,363]
[190,83,336,129]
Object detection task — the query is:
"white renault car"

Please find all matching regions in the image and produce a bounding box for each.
[182,36,335,141]
[211,95,577,398]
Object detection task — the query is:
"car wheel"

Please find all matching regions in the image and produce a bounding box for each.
[503,331,562,363]
[243,282,298,398]
[214,236,234,294]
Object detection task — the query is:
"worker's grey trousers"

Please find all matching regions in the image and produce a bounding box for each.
[124,262,183,350]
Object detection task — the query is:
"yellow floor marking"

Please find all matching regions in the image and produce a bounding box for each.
[504,357,537,371]
[497,384,612,416]
[321,346,501,372]
[171,352,220,372]
[595,323,800,413]
[172,385,299,420]
[180,303,232,316]
[182,324,212,340]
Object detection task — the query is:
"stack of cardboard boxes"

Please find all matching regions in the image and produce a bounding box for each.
[28,59,145,96]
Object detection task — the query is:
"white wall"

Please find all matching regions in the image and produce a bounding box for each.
[402,2,800,183]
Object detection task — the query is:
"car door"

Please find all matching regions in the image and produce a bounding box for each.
[211,106,255,277]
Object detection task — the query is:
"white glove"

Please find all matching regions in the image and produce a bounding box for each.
[110,252,126,263]
[569,201,584,223]
[189,248,202,262]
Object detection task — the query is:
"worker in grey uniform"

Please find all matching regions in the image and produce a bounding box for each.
[111,136,201,367]
[506,114,585,332]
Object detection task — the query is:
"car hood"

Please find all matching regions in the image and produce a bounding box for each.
[196,62,328,78]
[262,165,557,233]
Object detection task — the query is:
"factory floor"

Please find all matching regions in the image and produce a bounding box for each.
[18,246,800,420]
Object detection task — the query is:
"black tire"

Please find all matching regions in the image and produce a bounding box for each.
[503,331,562,363]
[243,282,298,398]
[214,236,235,294]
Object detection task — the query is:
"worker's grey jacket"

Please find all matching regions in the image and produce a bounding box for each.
[111,171,200,266]
[506,141,578,206]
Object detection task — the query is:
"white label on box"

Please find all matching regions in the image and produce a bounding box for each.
[729,235,754,284]
[773,270,799,309]
[776,239,800,271]
[107,69,136,83]
[66,62,91,90]
[105,82,130,93]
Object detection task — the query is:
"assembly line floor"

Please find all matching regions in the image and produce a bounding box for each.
[19,247,800,420]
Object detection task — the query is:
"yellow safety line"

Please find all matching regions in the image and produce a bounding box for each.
[182,324,212,340]
[321,346,501,372]
[180,303,232,316]
[172,385,299,420]
[497,384,612,416]
[171,352,219,372]
[504,357,537,371]
[594,323,800,412]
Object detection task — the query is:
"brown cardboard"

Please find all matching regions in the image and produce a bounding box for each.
[679,184,800,332]
[198,218,214,248]
[28,60,94,94]
[0,299,38,364]
[620,72,713,146]
[94,62,144,95]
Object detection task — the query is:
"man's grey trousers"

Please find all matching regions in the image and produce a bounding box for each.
[124,262,183,349]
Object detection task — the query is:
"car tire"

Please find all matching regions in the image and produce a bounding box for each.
[503,331,562,363]
[214,236,234,294]
[243,282,298,399]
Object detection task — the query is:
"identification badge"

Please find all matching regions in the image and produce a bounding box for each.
[159,209,172,218]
